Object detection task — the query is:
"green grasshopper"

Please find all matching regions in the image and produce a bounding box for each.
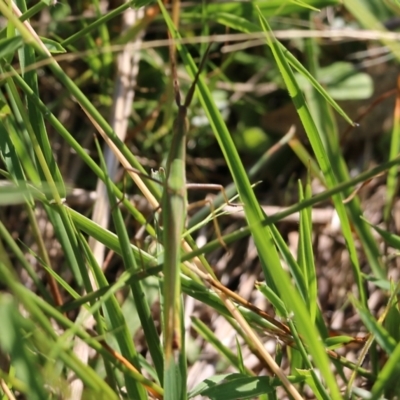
[161,42,210,361]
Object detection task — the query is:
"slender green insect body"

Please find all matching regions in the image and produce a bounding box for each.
[162,47,210,360]
[162,107,188,358]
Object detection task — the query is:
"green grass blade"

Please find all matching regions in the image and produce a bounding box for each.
[189,0,339,18]
[0,1,161,201]
[258,12,367,307]
[192,317,254,375]
[256,12,342,398]
[6,64,155,237]
[97,137,162,396]
[298,178,317,322]
[303,31,385,281]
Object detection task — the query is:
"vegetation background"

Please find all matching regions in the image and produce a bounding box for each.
[1,0,400,399]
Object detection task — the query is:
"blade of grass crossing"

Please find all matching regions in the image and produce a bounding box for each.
[1,66,85,295]
[351,291,400,399]
[189,128,295,229]
[0,294,48,400]
[184,156,400,261]
[76,236,138,391]
[0,221,50,302]
[371,342,400,400]
[0,84,38,200]
[1,11,92,293]
[159,0,279,293]
[268,222,307,303]
[192,317,254,376]
[0,65,43,187]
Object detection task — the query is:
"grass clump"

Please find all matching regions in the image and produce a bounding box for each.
[1,1,400,399]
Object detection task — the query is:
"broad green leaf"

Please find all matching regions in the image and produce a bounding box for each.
[296,62,373,100]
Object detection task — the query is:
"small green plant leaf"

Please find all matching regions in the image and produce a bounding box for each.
[325,336,362,349]
[39,37,66,54]
[256,281,287,317]
[362,217,400,250]
[296,62,373,100]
